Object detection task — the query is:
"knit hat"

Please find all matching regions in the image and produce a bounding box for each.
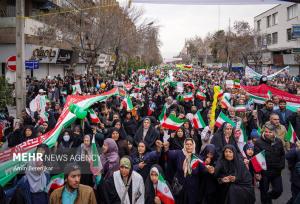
[250,129,260,139]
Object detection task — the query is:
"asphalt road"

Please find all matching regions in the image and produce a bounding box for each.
[255,163,292,204]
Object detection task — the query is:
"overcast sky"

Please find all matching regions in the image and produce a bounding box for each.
[131,3,277,59]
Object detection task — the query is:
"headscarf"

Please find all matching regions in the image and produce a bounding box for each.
[215,145,253,186]
[101,138,119,166]
[199,144,216,166]
[145,164,166,204]
[25,160,47,193]
[182,138,196,177]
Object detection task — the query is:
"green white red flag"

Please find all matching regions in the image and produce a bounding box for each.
[233,79,241,89]
[221,95,231,109]
[183,92,194,102]
[234,105,246,112]
[0,88,120,186]
[196,91,206,100]
[156,174,175,204]
[46,173,64,193]
[159,105,167,123]
[215,112,236,128]
[285,122,297,144]
[89,109,100,123]
[267,91,272,100]
[251,150,267,172]
[90,135,102,175]
[190,154,205,169]
[161,114,187,131]
[121,96,134,111]
[192,110,206,129]
[124,83,133,91]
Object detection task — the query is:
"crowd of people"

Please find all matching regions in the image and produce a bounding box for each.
[0,68,300,204]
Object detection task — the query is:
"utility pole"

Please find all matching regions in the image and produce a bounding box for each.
[16,0,26,118]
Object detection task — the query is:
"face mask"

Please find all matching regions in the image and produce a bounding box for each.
[63,135,70,142]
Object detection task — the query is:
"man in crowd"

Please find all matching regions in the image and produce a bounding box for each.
[50,163,97,204]
[258,100,274,126]
[254,123,285,204]
[274,99,293,129]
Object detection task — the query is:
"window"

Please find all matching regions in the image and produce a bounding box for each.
[267,15,271,27]
[272,32,278,44]
[287,4,297,20]
[266,34,272,45]
[287,28,296,41]
[257,20,261,31]
[272,13,278,25]
[257,36,262,46]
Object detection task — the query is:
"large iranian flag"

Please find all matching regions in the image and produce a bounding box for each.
[156,174,175,204]
[192,110,206,129]
[215,112,235,128]
[162,114,187,130]
[251,150,267,172]
[0,88,120,186]
[285,123,297,144]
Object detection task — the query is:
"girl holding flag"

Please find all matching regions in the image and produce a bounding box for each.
[145,164,174,204]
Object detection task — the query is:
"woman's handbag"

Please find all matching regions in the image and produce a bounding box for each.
[171,177,183,196]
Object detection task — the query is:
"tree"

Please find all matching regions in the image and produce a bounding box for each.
[36,0,161,75]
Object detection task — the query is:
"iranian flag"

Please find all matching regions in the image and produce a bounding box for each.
[121,96,134,111]
[196,91,206,100]
[190,154,205,169]
[156,174,175,204]
[215,112,236,128]
[124,83,133,91]
[0,88,120,186]
[134,86,142,92]
[162,114,187,131]
[285,123,297,144]
[46,173,64,193]
[183,92,194,102]
[233,79,241,89]
[248,94,266,104]
[183,82,195,89]
[221,95,231,109]
[267,90,272,100]
[218,88,224,99]
[159,105,167,123]
[89,109,100,123]
[192,110,206,129]
[234,105,246,112]
[251,150,267,172]
[237,123,248,157]
[90,135,102,175]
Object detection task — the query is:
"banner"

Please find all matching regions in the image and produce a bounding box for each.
[0,88,121,186]
[245,66,289,80]
[242,84,300,105]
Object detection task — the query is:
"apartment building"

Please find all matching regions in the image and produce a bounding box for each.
[254,3,300,76]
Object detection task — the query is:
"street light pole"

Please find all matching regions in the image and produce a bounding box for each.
[16,0,26,117]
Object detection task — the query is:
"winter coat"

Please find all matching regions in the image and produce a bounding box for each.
[286,148,300,188]
[254,136,285,176]
[49,184,97,204]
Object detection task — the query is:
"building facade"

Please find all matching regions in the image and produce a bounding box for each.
[254,3,300,76]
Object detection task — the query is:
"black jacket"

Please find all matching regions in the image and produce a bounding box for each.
[254,136,285,176]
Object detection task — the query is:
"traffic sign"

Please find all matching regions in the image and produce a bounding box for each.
[25,60,39,70]
[6,56,16,71]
